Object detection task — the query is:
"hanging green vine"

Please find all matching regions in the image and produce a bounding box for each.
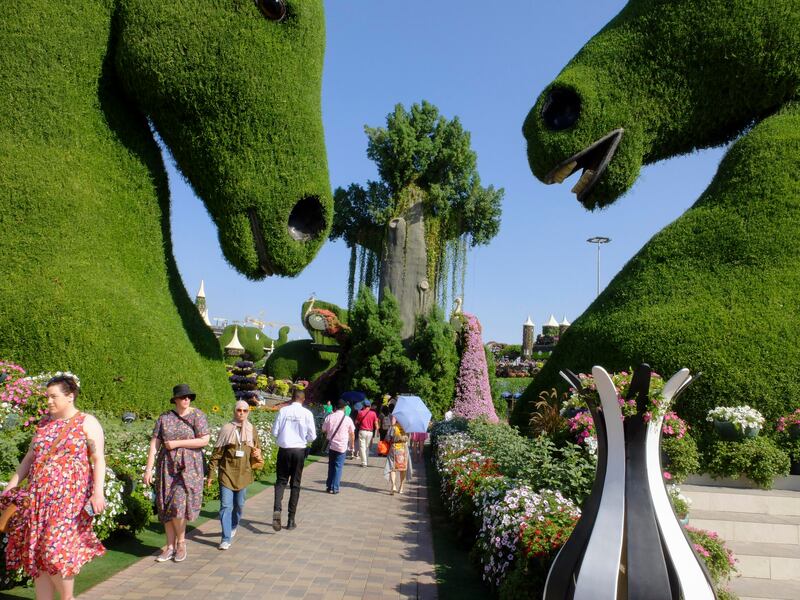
[347,245,357,310]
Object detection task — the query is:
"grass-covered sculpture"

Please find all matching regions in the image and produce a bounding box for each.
[0,1,331,414]
[515,0,800,432]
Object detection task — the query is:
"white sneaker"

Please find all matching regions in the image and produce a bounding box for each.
[231,528,237,538]
[219,541,231,550]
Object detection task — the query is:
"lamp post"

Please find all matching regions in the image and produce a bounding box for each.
[587,236,611,297]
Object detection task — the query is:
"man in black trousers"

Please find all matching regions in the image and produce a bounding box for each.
[270,389,316,530]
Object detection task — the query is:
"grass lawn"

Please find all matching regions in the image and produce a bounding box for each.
[3,457,318,598]
[425,448,488,600]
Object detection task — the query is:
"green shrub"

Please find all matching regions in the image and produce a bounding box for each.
[343,287,418,398]
[408,308,459,419]
[0,428,29,481]
[466,419,596,504]
[662,435,701,483]
[264,340,334,382]
[706,437,790,488]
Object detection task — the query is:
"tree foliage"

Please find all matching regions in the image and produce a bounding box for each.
[408,307,459,419]
[331,101,504,307]
[344,287,418,398]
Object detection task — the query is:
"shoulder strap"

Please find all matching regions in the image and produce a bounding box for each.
[171,409,197,436]
[40,413,79,462]
[329,412,347,439]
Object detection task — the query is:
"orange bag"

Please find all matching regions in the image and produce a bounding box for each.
[377,440,390,456]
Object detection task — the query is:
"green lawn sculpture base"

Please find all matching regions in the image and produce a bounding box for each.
[515,0,800,432]
[0,1,331,415]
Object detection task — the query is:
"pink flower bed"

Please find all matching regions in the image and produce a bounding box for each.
[453,313,498,423]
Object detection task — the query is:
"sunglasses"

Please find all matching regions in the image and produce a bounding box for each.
[236,408,250,413]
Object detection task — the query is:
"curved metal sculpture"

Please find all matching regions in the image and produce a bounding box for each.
[544,364,716,600]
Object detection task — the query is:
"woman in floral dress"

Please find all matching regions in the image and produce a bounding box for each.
[144,383,210,563]
[2,373,106,600]
[383,419,413,495]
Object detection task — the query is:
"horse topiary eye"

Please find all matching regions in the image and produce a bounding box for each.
[541,88,581,131]
[256,0,287,21]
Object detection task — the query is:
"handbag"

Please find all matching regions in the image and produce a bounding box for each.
[0,413,78,533]
[323,412,347,453]
[377,439,390,456]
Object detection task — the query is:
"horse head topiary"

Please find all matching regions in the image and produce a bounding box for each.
[517,0,800,435]
[0,0,331,414]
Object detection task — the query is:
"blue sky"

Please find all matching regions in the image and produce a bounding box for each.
[167,0,727,344]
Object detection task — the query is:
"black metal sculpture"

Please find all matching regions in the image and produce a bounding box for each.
[543,364,716,600]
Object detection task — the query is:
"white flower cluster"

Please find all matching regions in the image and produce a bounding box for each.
[25,370,81,389]
[667,484,692,508]
[706,405,765,431]
[475,485,580,587]
[93,468,124,540]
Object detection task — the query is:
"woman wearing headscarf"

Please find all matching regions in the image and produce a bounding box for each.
[206,401,262,550]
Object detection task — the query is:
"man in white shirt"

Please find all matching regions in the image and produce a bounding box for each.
[271,389,316,531]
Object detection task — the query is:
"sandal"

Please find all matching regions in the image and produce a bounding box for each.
[155,546,174,562]
[174,541,187,562]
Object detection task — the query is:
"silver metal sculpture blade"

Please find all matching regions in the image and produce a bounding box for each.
[544,365,717,600]
[573,366,626,600]
[647,369,715,600]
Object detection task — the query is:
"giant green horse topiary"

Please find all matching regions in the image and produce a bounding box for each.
[0,0,331,414]
[515,0,800,434]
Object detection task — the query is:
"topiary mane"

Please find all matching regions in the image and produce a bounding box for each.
[0,1,331,414]
[516,0,800,433]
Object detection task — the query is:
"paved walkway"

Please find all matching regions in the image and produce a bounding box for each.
[81,453,437,600]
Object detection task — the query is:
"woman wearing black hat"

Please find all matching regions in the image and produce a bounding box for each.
[144,384,210,563]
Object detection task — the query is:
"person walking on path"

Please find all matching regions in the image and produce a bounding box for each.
[378,404,392,442]
[354,400,379,467]
[206,401,263,550]
[321,398,355,494]
[271,389,315,531]
[384,419,412,495]
[144,384,210,564]
[1,373,106,600]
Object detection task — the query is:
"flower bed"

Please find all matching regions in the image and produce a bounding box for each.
[0,359,280,590]
[431,417,738,598]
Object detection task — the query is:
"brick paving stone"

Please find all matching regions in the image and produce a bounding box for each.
[80,451,437,599]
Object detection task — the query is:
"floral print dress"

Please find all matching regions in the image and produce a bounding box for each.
[4,413,104,578]
[153,409,209,522]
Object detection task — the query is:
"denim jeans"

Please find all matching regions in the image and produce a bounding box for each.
[219,485,246,542]
[326,450,346,492]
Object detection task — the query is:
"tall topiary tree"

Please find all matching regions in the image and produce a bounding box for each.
[408,308,459,419]
[453,313,498,423]
[344,286,418,398]
[331,101,504,338]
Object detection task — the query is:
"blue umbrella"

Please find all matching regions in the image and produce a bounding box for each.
[392,395,432,433]
[341,390,366,404]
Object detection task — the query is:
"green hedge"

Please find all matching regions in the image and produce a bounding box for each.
[263,339,333,381]
[219,324,288,362]
[0,1,330,416]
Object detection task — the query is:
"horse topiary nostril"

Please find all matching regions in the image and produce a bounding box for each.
[287,196,325,242]
[541,87,581,131]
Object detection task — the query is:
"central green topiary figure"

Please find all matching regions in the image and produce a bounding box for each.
[516,1,800,432]
[0,0,331,414]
